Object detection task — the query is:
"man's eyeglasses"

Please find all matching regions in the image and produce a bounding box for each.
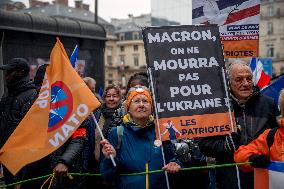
[233,77,253,85]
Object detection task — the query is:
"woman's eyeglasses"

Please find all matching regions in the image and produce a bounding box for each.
[131,98,150,105]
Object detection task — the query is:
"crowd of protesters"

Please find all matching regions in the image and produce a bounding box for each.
[0,58,282,189]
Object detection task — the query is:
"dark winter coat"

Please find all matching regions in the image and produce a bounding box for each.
[50,116,93,189]
[94,104,123,162]
[0,77,37,148]
[100,104,123,139]
[0,77,37,187]
[198,88,279,189]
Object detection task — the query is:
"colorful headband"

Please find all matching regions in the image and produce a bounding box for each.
[126,86,152,108]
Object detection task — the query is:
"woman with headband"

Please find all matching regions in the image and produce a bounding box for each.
[100,86,181,189]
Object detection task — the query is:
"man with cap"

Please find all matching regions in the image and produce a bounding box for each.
[0,58,38,188]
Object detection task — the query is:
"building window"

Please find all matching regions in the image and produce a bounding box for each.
[134,56,139,67]
[107,56,112,65]
[120,46,125,52]
[107,48,113,56]
[120,55,125,64]
[133,45,138,51]
[108,80,113,85]
[268,6,274,17]
[108,73,113,78]
[276,8,280,17]
[267,47,274,57]
[121,75,126,87]
[276,52,280,59]
[267,22,273,34]
[281,67,284,74]
[119,34,125,41]
[133,32,139,40]
[272,67,276,77]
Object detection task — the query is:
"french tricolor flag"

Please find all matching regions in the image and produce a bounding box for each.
[250,57,271,89]
[254,161,284,189]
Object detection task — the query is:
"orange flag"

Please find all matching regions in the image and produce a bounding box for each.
[0,38,101,175]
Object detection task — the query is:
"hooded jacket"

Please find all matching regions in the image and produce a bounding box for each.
[234,119,284,172]
[100,115,179,189]
[0,77,37,148]
[0,77,38,187]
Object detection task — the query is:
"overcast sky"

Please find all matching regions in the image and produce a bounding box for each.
[13,0,151,22]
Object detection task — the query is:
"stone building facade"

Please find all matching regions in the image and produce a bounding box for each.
[104,22,147,87]
[260,0,284,76]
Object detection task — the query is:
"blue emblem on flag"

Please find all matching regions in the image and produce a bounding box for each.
[48,81,73,132]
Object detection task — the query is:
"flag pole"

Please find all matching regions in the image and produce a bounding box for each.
[91,112,116,167]
[70,45,78,68]
[147,67,170,189]
[221,67,235,133]
[221,67,241,189]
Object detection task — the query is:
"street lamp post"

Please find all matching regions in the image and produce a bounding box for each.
[0,32,4,98]
[95,0,98,24]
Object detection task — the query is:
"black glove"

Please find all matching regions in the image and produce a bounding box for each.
[231,131,241,148]
[249,155,270,168]
[225,132,241,153]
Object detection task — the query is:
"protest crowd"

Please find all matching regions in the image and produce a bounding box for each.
[2,0,284,187]
[0,23,282,189]
[0,54,282,189]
